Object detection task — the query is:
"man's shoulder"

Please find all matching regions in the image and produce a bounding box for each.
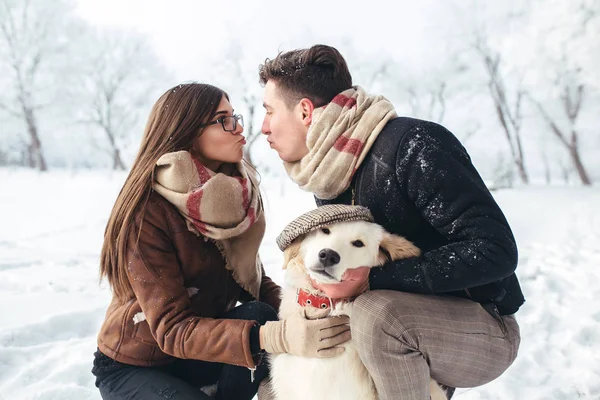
[382,116,429,133]
[380,117,466,156]
[381,117,454,141]
[371,117,454,160]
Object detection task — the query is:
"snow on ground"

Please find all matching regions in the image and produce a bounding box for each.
[0,168,599,399]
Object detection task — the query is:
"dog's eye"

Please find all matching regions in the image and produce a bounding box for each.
[321,228,331,235]
[352,240,365,248]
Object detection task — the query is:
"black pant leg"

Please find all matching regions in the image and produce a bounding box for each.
[214,301,278,400]
[98,365,211,400]
[98,301,278,400]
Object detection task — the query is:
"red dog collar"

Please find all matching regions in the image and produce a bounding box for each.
[296,288,345,310]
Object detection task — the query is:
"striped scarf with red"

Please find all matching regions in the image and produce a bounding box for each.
[153,151,265,299]
[284,86,397,200]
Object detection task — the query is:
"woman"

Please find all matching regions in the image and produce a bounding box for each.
[92,83,350,400]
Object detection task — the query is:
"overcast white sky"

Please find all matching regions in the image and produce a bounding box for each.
[72,0,459,172]
[69,0,600,181]
[73,0,446,82]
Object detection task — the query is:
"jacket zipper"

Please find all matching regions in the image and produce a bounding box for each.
[352,169,364,206]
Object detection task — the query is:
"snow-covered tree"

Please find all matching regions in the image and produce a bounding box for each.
[0,0,76,170]
[75,29,170,170]
[525,0,598,185]
[474,34,529,184]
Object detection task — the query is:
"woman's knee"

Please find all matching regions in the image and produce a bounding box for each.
[229,301,278,325]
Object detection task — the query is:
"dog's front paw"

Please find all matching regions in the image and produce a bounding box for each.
[334,302,353,318]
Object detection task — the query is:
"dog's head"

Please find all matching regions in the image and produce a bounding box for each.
[283,220,421,284]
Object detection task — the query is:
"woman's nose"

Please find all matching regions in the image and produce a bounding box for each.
[233,123,244,135]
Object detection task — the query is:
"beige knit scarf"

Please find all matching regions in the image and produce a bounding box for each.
[285,86,397,200]
[153,151,264,299]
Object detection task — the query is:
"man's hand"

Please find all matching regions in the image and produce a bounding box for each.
[310,266,371,299]
[260,314,351,358]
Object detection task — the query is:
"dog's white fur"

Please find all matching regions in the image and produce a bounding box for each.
[270,220,446,400]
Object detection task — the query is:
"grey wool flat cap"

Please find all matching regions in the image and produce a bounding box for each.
[276,204,374,251]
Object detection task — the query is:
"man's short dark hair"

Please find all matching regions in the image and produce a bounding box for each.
[259,44,353,108]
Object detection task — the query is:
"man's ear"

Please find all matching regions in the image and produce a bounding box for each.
[297,98,315,126]
[377,232,421,265]
[282,237,304,269]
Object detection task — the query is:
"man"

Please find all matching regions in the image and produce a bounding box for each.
[258,44,524,400]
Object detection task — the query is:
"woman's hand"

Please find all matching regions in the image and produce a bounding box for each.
[259,314,351,358]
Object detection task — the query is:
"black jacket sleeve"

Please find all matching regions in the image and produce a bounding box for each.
[369,123,518,293]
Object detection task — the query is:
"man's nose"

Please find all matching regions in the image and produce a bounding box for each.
[261,116,269,135]
[318,248,340,267]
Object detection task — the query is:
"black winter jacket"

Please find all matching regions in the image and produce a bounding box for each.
[316,117,525,315]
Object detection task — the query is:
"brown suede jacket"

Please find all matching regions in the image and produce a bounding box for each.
[97,191,281,369]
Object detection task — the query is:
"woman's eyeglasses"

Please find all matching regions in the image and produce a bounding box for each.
[200,114,244,133]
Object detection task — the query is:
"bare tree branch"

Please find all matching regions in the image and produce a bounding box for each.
[0,0,50,171]
[475,35,529,184]
[77,31,167,170]
[0,100,21,117]
[528,89,591,185]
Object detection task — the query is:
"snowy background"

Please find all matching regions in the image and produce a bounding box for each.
[1,171,599,399]
[1,0,599,399]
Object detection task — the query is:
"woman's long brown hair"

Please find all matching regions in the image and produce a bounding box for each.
[100,83,228,300]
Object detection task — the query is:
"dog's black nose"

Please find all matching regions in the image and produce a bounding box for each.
[318,248,340,267]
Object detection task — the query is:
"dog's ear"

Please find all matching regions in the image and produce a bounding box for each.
[378,232,421,264]
[282,236,303,269]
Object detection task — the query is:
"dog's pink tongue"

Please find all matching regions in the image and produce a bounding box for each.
[310,267,370,299]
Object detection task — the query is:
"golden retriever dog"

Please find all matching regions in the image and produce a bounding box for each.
[269,218,447,400]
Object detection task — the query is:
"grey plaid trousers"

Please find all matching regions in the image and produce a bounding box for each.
[352,290,520,399]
